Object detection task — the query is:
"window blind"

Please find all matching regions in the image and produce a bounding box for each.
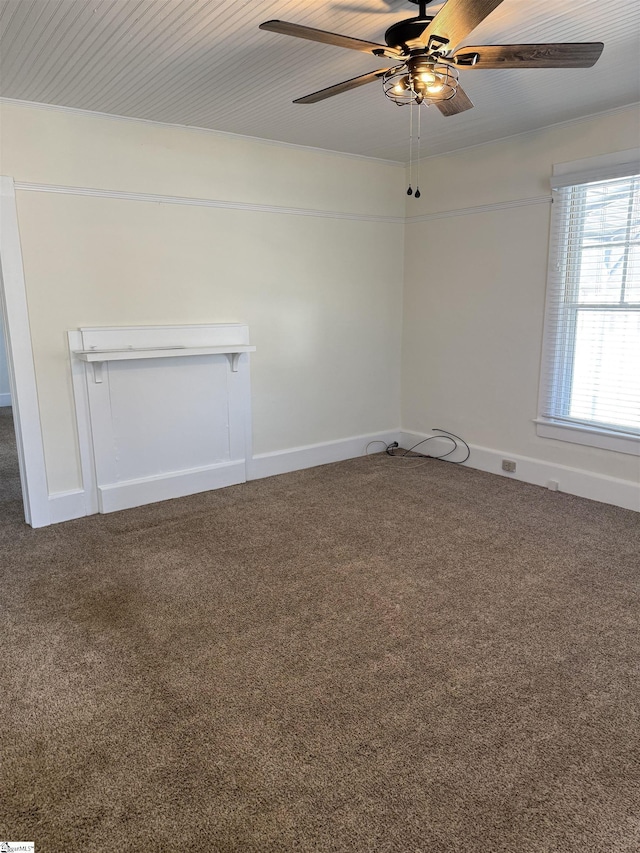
[540,171,640,438]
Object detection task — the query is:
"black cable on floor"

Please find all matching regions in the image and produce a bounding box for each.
[384,428,470,464]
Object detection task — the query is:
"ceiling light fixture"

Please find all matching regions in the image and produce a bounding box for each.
[260,0,604,199]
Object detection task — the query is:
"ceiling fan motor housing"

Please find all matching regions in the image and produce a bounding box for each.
[384,16,435,51]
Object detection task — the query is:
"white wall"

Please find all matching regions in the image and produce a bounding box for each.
[0,101,405,495]
[1,98,638,513]
[402,105,640,492]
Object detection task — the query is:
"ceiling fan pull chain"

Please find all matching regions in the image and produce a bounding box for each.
[407,101,413,196]
[414,104,422,199]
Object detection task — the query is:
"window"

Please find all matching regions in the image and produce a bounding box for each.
[538,157,640,455]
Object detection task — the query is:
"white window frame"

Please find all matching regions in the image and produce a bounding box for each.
[536,150,640,457]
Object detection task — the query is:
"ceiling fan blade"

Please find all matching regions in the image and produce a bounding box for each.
[259,20,403,59]
[453,42,604,68]
[434,85,474,116]
[293,69,391,104]
[418,0,506,50]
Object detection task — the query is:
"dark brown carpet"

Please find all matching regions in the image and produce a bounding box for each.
[1,455,639,852]
[0,406,22,503]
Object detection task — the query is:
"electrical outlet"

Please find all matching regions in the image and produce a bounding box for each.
[502,459,516,473]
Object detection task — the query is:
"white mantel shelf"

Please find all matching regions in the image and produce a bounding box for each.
[73,344,256,382]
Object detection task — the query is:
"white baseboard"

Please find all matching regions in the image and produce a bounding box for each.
[45,427,636,523]
[97,460,247,513]
[48,489,87,525]
[400,430,640,512]
[42,432,400,525]
[0,392,11,407]
[248,430,401,481]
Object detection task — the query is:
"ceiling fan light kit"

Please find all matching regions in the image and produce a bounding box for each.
[383,59,459,105]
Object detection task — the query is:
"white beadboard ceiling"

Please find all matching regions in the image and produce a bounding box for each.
[1,0,638,162]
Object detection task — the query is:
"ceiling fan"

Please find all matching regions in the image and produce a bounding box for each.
[259,0,604,115]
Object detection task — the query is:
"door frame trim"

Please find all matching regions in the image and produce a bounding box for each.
[0,175,50,527]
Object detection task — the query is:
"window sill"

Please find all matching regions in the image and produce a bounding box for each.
[535,419,640,456]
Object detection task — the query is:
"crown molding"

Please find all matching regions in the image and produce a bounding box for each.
[3,97,637,169]
[413,102,640,165]
[0,97,404,168]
